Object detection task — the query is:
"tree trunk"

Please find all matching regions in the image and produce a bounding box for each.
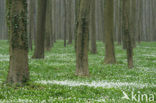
[104,0,116,64]
[76,0,91,76]
[45,0,52,51]
[32,0,47,59]
[64,0,67,47]
[130,0,136,48]
[123,0,134,68]
[7,0,29,85]
[28,0,36,51]
[90,0,97,54]
[68,0,73,44]
[118,0,122,45]
[74,0,81,51]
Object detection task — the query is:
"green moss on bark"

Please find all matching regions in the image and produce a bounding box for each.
[7,0,28,50]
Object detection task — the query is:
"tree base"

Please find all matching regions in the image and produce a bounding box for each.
[32,55,44,59]
[104,58,116,64]
[75,68,89,77]
[75,72,89,77]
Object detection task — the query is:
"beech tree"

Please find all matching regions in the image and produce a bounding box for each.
[104,0,116,64]
[122,0,134,68]
[74,0,80,50]
[7,0,29,85]
[90,0,97,54]
[32,0,47,59]
[1,0,156,42]
[67,0,73,45]
[76,0,91,76]
[0,0,7,40]
[64,0,67,47]
[27,0,36,51]
[45,0,52,51]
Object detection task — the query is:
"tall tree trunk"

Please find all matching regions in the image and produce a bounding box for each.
[28,0,36,51]
[90,0,97,54]
[68,0,73,44]
[0,0,7,40]
[104,0,116,64]
[64,0,67,47]
[76,0,91,76]
[32,0,47,59]
[51,0,55,46]
[118,0,122,45]
[75,0,80,51]
[100,0,105,43]
[7,0,29,85]
[130,0,136,47]
[45,0,52,51]
[123,0,134,68]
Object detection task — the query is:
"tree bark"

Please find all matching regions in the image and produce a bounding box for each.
[64,0,67,47]
[7,0,29,85]
[68,0,73,44]
[104,0,116,64]
[45,0,52,51]
[123,0,134,68]
[28,0,36,51]
[74,0,80,51]
[76,0,91,76]
[32,0,47,59]
[90,0,97,54]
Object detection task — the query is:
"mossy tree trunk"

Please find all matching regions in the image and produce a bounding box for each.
[104,0,116,64]
[76,0,91,76]
[7,0,29,85]
[32,0,47,59]
[122,0,134,68]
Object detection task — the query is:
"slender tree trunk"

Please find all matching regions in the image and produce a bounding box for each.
[28,0,36,51]
[76,0,91,76]
[68,0,73,44]
[45,0,52,51]
[104,0,116,64]
[75,0,80,51]
[130,0,136,47]
[32,0,47,59]
[0,0,7,40]
[7,0,29,85]
[123,0,134,68]
[90,0,97,54]
[100,0,105,43]
[51,0,55,46]
[64,0,67,47]
[136,0,141,44]
[118,0,122,45]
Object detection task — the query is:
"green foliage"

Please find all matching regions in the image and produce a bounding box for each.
[0,40,156,102]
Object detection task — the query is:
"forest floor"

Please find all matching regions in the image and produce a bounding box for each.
[0,40,156,103]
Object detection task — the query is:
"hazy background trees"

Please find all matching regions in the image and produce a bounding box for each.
[0,0,7,40]
[1,0,156,41]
